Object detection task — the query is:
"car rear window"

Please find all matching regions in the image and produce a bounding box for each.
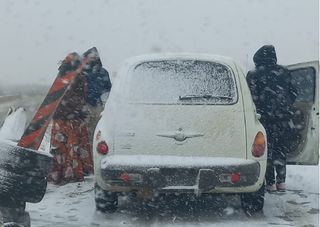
[123,60,237,105]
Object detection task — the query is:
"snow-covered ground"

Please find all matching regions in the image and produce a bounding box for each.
[27,165,319,227]
[1,96,318,226]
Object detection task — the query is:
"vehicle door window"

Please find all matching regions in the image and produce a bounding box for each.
[290,67,316,103]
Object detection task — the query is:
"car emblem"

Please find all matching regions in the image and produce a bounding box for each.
[157,128,204,142]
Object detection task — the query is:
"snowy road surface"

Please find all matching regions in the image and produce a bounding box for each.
[27,165,319,227]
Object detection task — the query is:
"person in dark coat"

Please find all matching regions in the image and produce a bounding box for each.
[246,45,297,192]
[82,48,112,142]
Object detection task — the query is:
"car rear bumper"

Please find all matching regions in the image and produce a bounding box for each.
[99,155,261,194]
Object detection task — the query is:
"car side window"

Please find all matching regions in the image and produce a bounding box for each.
[290,67,316,103]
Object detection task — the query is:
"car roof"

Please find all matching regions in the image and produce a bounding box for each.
[122,53,236,68]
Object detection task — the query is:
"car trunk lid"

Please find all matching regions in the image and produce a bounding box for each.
[113,103,246,158]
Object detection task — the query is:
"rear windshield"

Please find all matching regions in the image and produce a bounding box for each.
[123,60,237,105]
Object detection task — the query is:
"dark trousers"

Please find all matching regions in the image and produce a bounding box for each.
[266,145,286,185]
[263,120,289,185]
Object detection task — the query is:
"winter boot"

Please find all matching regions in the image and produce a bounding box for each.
[276,183,286,192]
[266,184,277,193]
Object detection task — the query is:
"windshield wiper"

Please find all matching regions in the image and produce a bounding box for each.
[178,94,232,101]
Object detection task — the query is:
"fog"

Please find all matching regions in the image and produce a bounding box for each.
[0,0,318,86]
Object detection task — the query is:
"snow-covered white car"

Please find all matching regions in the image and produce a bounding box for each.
[93,54,319,213]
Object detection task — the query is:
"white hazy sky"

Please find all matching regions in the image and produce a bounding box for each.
[0,0,318,86]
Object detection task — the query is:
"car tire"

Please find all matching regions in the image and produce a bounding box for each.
[0,170,47,203]
[94,183,118,213]
[0,141,52,204]
[240,183,265,213]
[0,196,26,209]
[0,206,30,227]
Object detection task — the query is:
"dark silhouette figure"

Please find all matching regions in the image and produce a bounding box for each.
[82,47,112,142]
[246,45,297,192]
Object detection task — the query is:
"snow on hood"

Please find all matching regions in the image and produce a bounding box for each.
[0,106,52,156]
[0,107,27,141]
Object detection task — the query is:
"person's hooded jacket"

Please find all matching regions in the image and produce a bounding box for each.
[246,45,297,122]
[83,47,112,107]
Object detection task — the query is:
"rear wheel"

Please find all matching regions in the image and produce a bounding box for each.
[240,183,265,213]
[94,183,118,213]
[0,206,30,227]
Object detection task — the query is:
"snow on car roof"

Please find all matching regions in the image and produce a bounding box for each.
[122,53,236,68]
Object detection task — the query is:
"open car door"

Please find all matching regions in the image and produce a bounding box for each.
[286,61,319,165]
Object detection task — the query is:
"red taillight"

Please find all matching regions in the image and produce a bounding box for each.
[118,173,130,182]
[231,172,241,184]
[252,131,266,157]
[97,141,109,155]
